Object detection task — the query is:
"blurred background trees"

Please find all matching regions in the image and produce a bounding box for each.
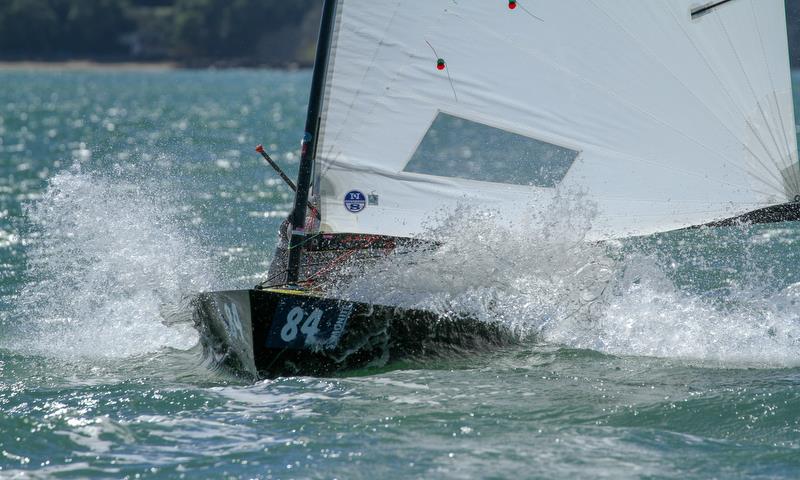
[0,0,796,68]
[0,0,321,66]
[0,0,133,55]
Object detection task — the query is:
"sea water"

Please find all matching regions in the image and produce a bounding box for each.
[0,69,799,479]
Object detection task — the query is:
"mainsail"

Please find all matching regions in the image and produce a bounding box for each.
[305,0,798,242]
[199,0,800,377]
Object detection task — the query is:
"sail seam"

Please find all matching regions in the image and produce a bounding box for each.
[749,0,800,194]
[666,5,787,192]
[587,0,781,191]
[460,6,785,194]
[716,12,792,196]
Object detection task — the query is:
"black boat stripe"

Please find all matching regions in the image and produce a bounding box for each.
[685,201,800,230]
[691,0,737,19]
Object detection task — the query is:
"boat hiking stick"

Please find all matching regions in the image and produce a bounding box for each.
[255,144,319,218]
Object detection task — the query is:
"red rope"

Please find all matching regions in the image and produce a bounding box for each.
[302,236,386,286]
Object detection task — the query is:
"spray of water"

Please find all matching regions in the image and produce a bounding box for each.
[548,249,800,366]
[11,165,798,367]
[5,165,214,359]
[333,195,800,366]
[332,195,617,332]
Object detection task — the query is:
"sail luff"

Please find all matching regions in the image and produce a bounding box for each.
[286,0,339,283]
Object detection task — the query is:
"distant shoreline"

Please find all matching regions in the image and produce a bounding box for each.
[0,59,795,74]
[0,59,306,71]
[0,60,179,71]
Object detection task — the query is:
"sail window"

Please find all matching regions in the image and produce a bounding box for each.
[403,113,578,187]
[691,0,736,19]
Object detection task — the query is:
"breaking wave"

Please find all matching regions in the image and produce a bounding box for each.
[334,196,800,367]
[10,165,799,367]
[4,166,213,359]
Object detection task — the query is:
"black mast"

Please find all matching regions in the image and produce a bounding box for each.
[286,0,338,284]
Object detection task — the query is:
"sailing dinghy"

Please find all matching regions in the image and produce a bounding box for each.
[192,0,799,378]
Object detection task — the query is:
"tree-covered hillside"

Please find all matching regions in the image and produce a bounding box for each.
[0,0,322,67]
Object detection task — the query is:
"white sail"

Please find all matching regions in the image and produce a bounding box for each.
[312,0,798,241]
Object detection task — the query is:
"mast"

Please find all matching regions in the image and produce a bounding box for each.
[286,0,338,284]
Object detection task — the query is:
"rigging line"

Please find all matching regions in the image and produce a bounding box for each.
[587,0,782,187]
[717,13,791,175]
[458,10,786,195]
[445,62,459,102]
[287,232,323,251]
[261,269,290,286]
[749,0,800,193]
[665,6,788,190]
[304,237,384,283]
[425,40,459,102]
[517,1,544,22]
[424,39,440,59]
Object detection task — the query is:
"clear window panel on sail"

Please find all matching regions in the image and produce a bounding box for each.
[403,112,578,188]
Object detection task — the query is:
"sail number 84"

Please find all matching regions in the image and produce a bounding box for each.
[280,306,323,342]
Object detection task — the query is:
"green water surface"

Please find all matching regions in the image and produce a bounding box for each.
[0,69,799,479]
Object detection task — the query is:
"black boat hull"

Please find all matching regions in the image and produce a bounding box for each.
[191,288,517,378]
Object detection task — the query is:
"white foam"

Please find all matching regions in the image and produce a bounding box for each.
[6,166,212,359]
[334,196,800,367]
[333,195,615,333]
[547,252,800,366]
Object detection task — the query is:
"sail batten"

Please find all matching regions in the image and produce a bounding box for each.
[692,0,738,19]
[312,0,798,241]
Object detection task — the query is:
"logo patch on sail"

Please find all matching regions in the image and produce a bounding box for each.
[344,190,367,213]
